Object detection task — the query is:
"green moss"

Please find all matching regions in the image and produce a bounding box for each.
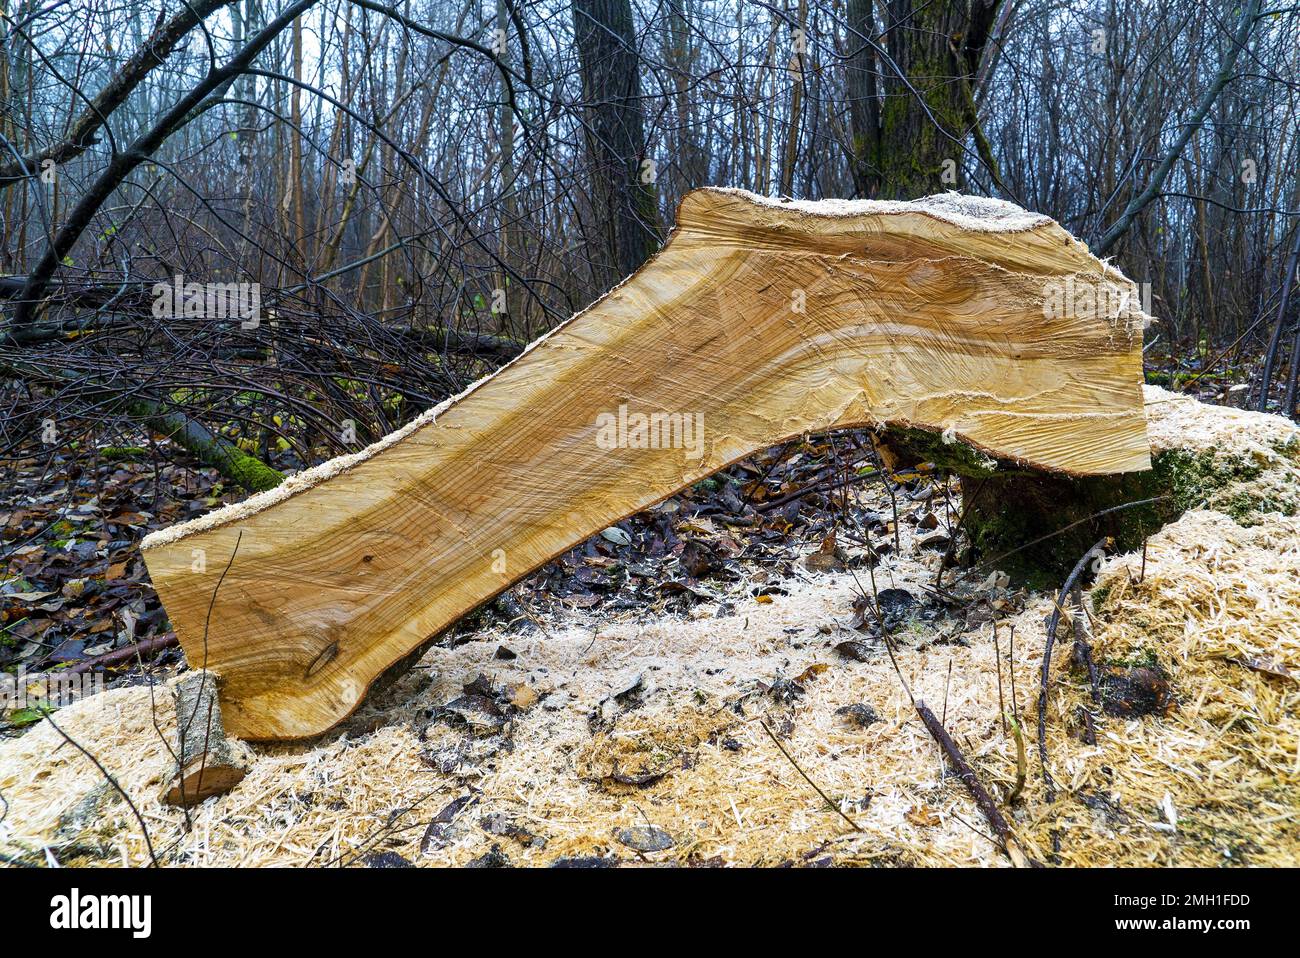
[1150,448,1264,512]
[123,395,284,493]
[1219,489,1285,523]
[958,445,1275,584]
[885,426,1001,478]
[1103,647,1158,670]
[1091,581,1113,613]
[218,447,284,492]
[872,22,973,198]
[97,445,147,463]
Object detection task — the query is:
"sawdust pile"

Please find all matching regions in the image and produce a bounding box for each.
[3,500,1297,867]
[1144,385,1300,521]
[1021,509,1300,866]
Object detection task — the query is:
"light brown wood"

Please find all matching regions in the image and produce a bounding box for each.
[162,670,248,806]
[141,188,1151,741]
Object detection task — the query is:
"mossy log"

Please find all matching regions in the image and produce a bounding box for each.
[0,356,283,492]
[122,394,283,492]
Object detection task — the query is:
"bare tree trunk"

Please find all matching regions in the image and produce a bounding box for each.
[855,0,1003,200]
[778,0,806,198]
[288,13,307,273]
[572,0,659,289]
[1256,209,1300,412]
[497,0,522,330]
[846,0,880,197]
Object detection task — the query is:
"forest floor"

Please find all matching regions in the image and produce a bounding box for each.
[1,386,1298,867]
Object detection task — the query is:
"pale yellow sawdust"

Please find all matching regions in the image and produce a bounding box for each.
[5,504,1298,867]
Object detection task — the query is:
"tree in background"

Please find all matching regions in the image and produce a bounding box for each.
[849,0,1004,199]
[573,0,660,286]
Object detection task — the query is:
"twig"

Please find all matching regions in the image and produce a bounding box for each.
[845,560,915,707]
[941,657,953,726]
[1007,715,1027,803]
[934,475,989,590]
[1070,582,1101,704]
[865,433,901,552]
[754,466,881,513]
[64,634,178,674]
[1008,624,1019,724]
[759,719,862,832]
[1077,704,1097,746]
[1038,538,1108,803]
[914,700,1029,867]
[993,617,1007,736]
[175,531,243,818]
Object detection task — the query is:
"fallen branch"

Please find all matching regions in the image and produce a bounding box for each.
[65,634,179,675]
[0,358,283,492]
[122,391,283,492]
[755,466,882,513]
[915,700,1029,867]
[405,326,525,360]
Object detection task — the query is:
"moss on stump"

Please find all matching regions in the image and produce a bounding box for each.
[881,390,1300,587]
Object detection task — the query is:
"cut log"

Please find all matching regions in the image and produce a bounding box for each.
[141,187,1151,740]
[161,670,249,807]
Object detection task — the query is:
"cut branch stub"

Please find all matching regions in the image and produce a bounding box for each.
[141,187,1151,740]
[162,670,249,807]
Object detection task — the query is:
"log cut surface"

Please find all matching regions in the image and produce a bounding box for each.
[141,187,1151,740]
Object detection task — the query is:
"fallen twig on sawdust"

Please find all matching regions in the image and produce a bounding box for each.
[1038,538,1109,803]
[915,700,1031,867]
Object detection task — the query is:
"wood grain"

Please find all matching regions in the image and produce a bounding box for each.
[141,188,1150,740]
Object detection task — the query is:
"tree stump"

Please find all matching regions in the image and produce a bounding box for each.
[885,386,1300,586]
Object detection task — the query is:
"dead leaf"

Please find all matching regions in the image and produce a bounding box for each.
[794,663,829,684]
[906,804,941,827]
[804,551,844,573]
[508,682,539,709]
[7,591,56,603]
[600,527,632,546]
[1230,657,1296,682]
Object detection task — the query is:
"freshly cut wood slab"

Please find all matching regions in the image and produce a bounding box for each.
[141,187,1151,740]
